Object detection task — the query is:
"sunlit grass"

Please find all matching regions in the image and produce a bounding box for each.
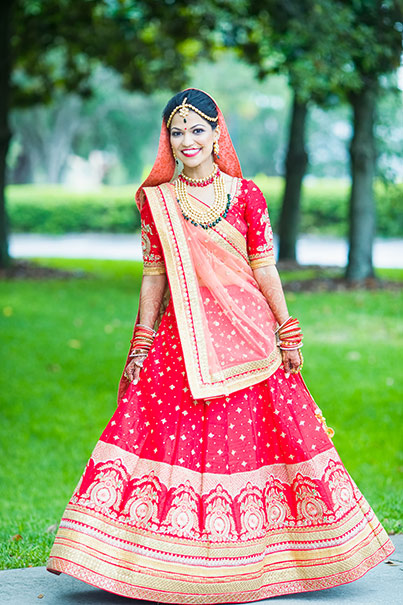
[0,259,401,569]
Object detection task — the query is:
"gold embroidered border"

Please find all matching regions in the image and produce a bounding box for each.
[250,256,276,269]
[206,230,246,264]
[143,264,166,275]
[144,184,210,396]
[47,541,394,603]
[49,516,388,580]
[47,539,395,603]
[47,527,393,602]
[211,346,280,380]
[59,492,384,561]
[47,438,395,600]
[213,178,249,261]
[187,178,248,263]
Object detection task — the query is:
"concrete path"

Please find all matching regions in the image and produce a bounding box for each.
[9,233,403,268]
[1,536,402,605]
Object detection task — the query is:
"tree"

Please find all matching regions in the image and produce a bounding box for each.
[11,94,82,183]
[231,0,358,261]
[0,1,13,269]
[227,0,402,277]
[1,0,216,267]
[341,0,402,280]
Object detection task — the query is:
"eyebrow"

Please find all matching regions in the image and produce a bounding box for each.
[171,123,205,131]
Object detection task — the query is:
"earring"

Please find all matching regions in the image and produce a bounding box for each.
[213,140,220,159]
[172,148,179,166]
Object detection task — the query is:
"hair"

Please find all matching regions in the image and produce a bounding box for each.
[162,89,218,130]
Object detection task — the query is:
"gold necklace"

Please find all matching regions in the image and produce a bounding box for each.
[179,163,218,187]
[174,173,231,230]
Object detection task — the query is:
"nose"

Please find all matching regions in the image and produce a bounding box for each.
[182,131,195,146]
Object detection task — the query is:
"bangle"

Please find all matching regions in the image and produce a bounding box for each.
[131,336,153,344]
[278,319,301,335]
[277,316,303,350]
[279,327,302,338]
[136,323,156,334]
[279,343,304,350]
[275,316,292,334]
[131,340,153,351]
[129,323,156,357]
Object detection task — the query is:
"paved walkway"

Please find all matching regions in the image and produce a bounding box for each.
[1,536,402,605]
[9,233,403,268]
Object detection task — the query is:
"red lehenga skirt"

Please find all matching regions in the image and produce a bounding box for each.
[47,297,394,603]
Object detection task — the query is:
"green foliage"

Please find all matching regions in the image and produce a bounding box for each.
[0,259,401,569]
[229,1,402,101]
[338,0,403,83]
[6,180,402,237]
[374,181,403,237]
[232,0,360,103]
[6,185,141,233]
[11,0,218,107]
[255,176,403,237]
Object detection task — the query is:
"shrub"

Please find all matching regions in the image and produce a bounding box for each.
[7,185,140,234]
[253,175,403,237]
[6,179,403,237]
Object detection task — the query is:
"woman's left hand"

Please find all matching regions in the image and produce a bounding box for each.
[281,349,302,376]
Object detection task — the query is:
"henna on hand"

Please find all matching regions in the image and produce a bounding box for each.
[139,274,167,328]
[125,274,167,385]
[253,265,304,376]
[253,264,291,328]
[281,349,301,374]
[125,353,148,383]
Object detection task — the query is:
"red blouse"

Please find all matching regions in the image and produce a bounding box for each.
[140,197,166,275]
[141,177,276,275]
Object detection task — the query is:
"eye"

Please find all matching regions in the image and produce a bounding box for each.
[193,128,205,135]
[171,131,181,137]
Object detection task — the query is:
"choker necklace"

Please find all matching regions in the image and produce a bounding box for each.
[175,171,231,230]
[179,163,219,187]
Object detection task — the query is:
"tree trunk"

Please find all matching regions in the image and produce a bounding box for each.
[0,1,13,268]
[8,151,33,184]
[346,86,377,281]
[278,94,308,261]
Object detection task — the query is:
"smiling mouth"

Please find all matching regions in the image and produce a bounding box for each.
[181,148,201,157]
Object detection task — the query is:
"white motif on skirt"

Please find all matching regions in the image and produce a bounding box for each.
[71,457,357,541]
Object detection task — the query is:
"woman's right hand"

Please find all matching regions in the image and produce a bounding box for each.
[124,350,148,384]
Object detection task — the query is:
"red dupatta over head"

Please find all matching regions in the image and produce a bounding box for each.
[118,89,281,403]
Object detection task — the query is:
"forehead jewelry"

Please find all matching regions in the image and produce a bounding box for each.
[178,97,190,120]
[166,96,219,128]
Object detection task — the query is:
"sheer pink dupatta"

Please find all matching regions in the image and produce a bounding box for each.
[179,188,280,382]
[141,180,281,399]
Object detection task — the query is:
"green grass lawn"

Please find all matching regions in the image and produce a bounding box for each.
[0,259,402,570]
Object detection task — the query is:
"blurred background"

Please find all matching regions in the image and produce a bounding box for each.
[0,0,402,571]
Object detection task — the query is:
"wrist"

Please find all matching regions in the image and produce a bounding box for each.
[130,323,156,353]
[276,316,303,349]
[129,348,149,358]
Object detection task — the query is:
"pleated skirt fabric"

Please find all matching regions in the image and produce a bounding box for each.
[47,297,394,603]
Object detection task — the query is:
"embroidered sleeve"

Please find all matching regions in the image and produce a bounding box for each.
[140,197,166,275]
[245,180,276,269]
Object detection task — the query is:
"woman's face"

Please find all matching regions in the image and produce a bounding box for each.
[170,110,219,170]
